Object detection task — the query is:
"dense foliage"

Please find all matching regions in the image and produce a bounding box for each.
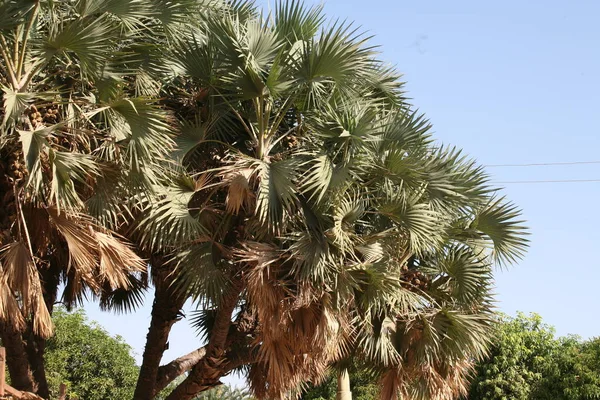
[467,313,600,400]
[0,1,528,399]
[466,313,557,399]
[45,308,138,400]
[303,314,600,400]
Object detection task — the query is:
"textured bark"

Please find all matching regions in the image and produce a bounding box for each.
[133,261,186,400]
[24,265,60,400]
[155,347,207,394]
[0,323,36,393]
[154,308,257,395]
[165,281,243,400]
[25,331,48,399]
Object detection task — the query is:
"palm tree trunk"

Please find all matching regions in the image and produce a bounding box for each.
[0,147,36,393]
[164,281,243,400]
[24,264,60,399]
[133,262,186,400]
[337,369,352,400]
[0,322,36,393]
[25,330,49,399]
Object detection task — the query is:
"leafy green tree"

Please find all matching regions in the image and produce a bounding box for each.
[532,336,600,400]
[43,308,138,400]
[466,313,600,400]
[466,313,557,400]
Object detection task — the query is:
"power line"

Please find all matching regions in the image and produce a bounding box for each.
[493,179,600,184]
[485,161,600,168]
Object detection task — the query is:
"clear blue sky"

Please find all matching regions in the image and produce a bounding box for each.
[84,0,600,383]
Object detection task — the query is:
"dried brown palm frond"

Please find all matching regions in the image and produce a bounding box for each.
[0,241,52,337]
[223,167,256,215]
[95,232,147,289]
[47,207,147,291]
[240,241,351,398]
[0,274,25,331]
[47,208,98,286]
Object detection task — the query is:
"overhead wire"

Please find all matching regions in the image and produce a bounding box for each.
[493,179,600,184]
[485,160,600,167]
[481,159,600,183]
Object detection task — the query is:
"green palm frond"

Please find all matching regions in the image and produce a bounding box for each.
[423,146,491,211]
[379,193,443,253]
[135,174,206,252]
[299,153,333,203]
[44,17,116,77]
[274,0,325,44]
[0,0,35,31]
[424,246,492,307]
[470,197,529,265]
[171,241,230,307]
[76,0,152,32]
[293,22,374,108]
[107,97,174,188]
[256,158,298,229]
[2,88,34,128]
[50,150,100,211]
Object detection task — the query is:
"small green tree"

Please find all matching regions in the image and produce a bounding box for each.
[44,308,139,400]
[532,336,600,400]
[466,313,557,400]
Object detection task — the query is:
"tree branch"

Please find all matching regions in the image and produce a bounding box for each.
[164,280,245,400]
[154,347,207,394]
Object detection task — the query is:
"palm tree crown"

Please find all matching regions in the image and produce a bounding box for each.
[136,1,529,399]
[0,1,528,399]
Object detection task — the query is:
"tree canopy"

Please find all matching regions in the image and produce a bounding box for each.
[41,308,138,400]
[466,313,600,400]
[0,1,529,399]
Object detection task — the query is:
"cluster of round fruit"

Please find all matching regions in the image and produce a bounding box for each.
[283,134,299,149]
[401,269,430,291]
[26,104,60,128]
[5,148,27,182]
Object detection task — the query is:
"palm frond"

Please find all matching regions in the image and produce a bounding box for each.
[135,173,206,252]
[171,240,229,307]
[50,149,100,211]
[98,273,147,314]
[95,232,146,288]
[0,0,35,31]
[0,240,53,337]
[293,22,374,108]
[256,158,298,229]
[274,0,325,44]
[470,197,529,265]
[107,97,174,188]
[44,17,116,77]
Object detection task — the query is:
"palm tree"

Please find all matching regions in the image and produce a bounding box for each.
[0,1,528,399]
[130,1,528,399]
[0,0,184,396]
